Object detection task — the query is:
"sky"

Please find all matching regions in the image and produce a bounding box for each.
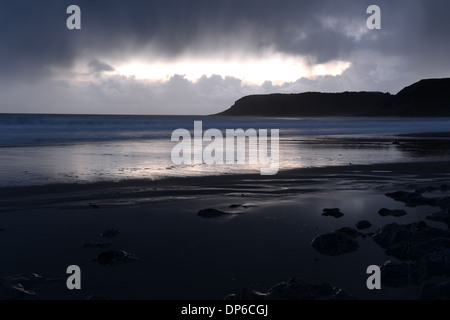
[1,0,450,115]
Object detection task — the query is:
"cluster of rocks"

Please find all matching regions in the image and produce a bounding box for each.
[372,221,450,261]
[309,185,450,299]
[225,277,358,300]
[386,187,450,209]
[372,221,450,292]
[385,184,450,229]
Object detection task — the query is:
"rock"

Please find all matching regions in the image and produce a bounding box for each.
[371,223,407,249]
[385,191,434,207]
[356,220,372,230]
[226,278,358,300]
[420,280,450,300]
[89,203,100,209]
[338,227,363,238]
[229,204,242,208]
[378,208,408,217]
[322,208,344,218]
[93,250,137,266]
[83,242,112,248]
[197,208,230,218]
[100,230,122,238]
[372,221,450,261]
[311,227,362,256]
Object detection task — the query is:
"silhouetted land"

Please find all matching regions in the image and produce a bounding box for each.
[218,78,450,117]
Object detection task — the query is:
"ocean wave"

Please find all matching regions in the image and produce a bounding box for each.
[1,114,450,146]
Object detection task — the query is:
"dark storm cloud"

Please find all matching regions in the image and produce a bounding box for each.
[0,0,450,107]
[1,0,450,82]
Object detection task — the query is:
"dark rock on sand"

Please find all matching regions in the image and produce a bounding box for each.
[100,230,122,238]
[226,278,358,300]
[229,204,242,208]
[93,250,137,266]
[356,220,372,230]
[322,208,344,218]
[378,208,408,217]
[83,242,112,248]
[372,221,450,261]
[197,208,230,218]
[311,227,362,256]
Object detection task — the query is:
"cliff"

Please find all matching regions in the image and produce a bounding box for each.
[218,78,450,117]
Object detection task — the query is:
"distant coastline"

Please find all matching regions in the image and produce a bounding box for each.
[218,78,450,117]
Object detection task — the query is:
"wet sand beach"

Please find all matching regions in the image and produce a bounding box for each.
[2,159,450,300]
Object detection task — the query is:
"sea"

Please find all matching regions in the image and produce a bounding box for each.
[1,113,450,187]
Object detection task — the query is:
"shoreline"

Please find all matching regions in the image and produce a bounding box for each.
[2,160,450,205]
